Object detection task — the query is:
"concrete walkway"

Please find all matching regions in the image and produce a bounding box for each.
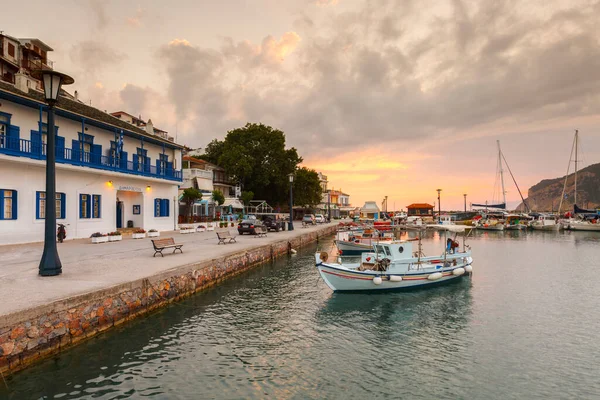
[0,222,335,317]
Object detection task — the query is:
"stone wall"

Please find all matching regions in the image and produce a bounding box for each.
[0,226,336,374]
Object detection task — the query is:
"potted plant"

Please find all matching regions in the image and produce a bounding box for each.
[179,225,194,234]
[148,229,160,238]
[230,222,235,227]
[196,224,206,232]
[132,228,146,239]
[107,231,123,242]
[91,232,108,244]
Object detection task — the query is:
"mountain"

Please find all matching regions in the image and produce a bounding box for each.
[517,162,600,212]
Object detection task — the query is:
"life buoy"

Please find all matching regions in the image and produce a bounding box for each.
[319,252,328,262]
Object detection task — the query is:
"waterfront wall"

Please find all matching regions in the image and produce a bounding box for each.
[0,225,336,374]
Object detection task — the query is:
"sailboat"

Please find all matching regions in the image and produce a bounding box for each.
[472,141,530,231]
[559,130,600,232]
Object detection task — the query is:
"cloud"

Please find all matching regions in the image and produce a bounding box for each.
[89,0,109,30]
[69,41,127,75]
[126,6,145,28]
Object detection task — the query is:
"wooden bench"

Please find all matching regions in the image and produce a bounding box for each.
[151,238,183,257]
[217,230,237,244]
[254,225,268,237]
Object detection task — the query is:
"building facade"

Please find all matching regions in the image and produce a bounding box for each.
[406,203,434,216]
[0,81,183,245]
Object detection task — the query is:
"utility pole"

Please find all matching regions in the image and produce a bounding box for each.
[463,193,467,212]
[436,189,442,222]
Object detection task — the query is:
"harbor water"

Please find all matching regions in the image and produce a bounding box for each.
[3,230,600,399]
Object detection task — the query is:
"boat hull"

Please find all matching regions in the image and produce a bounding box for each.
[477,225,504,231]
[505,224,526,231]
[568,223,600,232]
[316,262,472,292]
[335,240,376,255]
[530,224,560,231]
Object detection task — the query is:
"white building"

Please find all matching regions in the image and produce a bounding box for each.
[0,80,183,245]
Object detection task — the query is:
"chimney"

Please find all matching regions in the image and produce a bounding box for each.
[74,90,79,101]
[146,118,154,135]
[14,73,30,93]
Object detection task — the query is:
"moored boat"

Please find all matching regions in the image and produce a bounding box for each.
[530,214,560,231]
[317,226,473,292]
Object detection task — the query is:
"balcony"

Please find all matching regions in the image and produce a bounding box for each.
[0,137,182,182]
[184,168,213,180]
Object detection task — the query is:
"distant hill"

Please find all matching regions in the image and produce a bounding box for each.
[517,162,600,212]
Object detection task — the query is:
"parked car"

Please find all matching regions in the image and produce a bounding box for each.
[238,219,264,235]
[262,215,285,232]
[315,214,326,223]
[302,214,316,225]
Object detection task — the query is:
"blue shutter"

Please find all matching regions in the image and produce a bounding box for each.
[60,193,65,219]
[79,194,85,218]
[165,199,170,217]
[7,126,20,150]
[36,191,41,219]
[91,144,102,165]
[133,154,139,171]
[144,157,150,173]
[155,159,161,175]
[72,140,80,162]
[166,161,173,177]
[154,198,160,217]
[12,190,17,220]
[160,199,170,217]
[120,151,128,170]
[31,130,42,157]
[56,136,65,160]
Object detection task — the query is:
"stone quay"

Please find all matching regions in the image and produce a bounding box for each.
[0,222,337,374]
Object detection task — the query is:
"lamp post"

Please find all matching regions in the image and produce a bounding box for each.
[33,69,74,276]
[436,188,442,222]
[327,190,331,222]
[463,193,467,212]
[288,173,294,231]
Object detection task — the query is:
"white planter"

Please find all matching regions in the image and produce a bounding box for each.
[108,235,122,242]
[148,231,160,238]
[196,226,206,232]
[91,236,108,244]
[132,233,146,239]
[180,228,195,234]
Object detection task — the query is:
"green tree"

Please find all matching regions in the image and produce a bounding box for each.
[212,190,225,206]
[203,123,302,205]
[181,188,202,222]
[292,167,323,208]
[240,191,254,206]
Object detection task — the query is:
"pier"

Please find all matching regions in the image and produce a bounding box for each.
[0,223,337,374]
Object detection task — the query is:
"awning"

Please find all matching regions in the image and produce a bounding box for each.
[222,198,244,209]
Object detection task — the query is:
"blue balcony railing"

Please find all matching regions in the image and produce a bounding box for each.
[0,136,182,182]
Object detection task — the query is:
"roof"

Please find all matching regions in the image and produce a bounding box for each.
[407,203,434,209]
[361,201,380,212]
[19,38,54,52]
[0,81,183,149]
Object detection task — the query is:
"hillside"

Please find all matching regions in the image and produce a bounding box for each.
[517,162,600,212]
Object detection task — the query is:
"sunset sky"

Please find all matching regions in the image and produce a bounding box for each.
[5,0,600,209]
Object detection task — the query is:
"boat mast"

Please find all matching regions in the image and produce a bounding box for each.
[497,140,506,208]
[558,131,577,214]
[574,130,578,206]
[500,150,530,213]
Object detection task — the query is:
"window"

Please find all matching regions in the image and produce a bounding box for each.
[0,190,17,220]
[154,198,170,217]
[0,112,9,147]
[92,195,101,218]
[80,194,90,218]
[7,43,15,58]
[39,123,59,145]
[36,192,65,219]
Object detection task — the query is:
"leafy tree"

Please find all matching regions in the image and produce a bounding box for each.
[212,190,225,206]
[292,167,323,208]
[203,123,302,205]
[240,191,254,206]
[181,188,202,222]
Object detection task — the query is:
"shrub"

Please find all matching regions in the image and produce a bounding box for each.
[148,229,158,233]
[91,232,105,238]
[134,228,146,234]
[108,231,121,236]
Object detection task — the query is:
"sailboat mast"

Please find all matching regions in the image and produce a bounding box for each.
[497,140,506,207]
[574,130,578,206]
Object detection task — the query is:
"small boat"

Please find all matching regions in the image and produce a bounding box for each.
[504,214,529,230]
[335,229,393,255]
[530,214,560,231]
[317,226,473,292]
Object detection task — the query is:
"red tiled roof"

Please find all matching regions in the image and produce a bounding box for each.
[406,203,434,209]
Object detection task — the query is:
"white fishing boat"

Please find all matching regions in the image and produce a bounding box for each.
[335,229,393,255]
[530,214,560,231]
[316,226,473,292]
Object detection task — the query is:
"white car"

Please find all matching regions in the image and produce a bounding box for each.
[315,214,326,223]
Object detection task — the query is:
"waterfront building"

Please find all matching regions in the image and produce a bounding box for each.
[406,203,434,217]
[360,201,380,220]
[0,80,183,245]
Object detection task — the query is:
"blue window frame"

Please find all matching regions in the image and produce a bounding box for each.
[92,195,101,218]
[154,198,170,217]
[80,194,90,219]
[0,111,12,148]
[0,189,17,220]
[36,191,65,219]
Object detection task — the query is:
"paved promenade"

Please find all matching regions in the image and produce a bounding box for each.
[0,222,334,317]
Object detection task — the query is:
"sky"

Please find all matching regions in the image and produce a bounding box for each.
[4,0,600,210]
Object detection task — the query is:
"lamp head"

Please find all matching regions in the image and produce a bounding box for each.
[32,69,75,105]
[288,173,294,183]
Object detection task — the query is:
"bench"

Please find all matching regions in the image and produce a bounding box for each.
[254,225,268,237]
[151,238,183,257]
[217,230,237,244]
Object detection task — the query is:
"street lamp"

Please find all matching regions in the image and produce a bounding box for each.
[327,190,331,222]
[288,173,294,231]
[33,69,74,276]
[463,193,467,212]
[436,188,442,222]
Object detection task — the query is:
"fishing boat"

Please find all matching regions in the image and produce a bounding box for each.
[504,214,530,230]
[335,229,393,255]
[316,226,473,292]
[530,214,560,231]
